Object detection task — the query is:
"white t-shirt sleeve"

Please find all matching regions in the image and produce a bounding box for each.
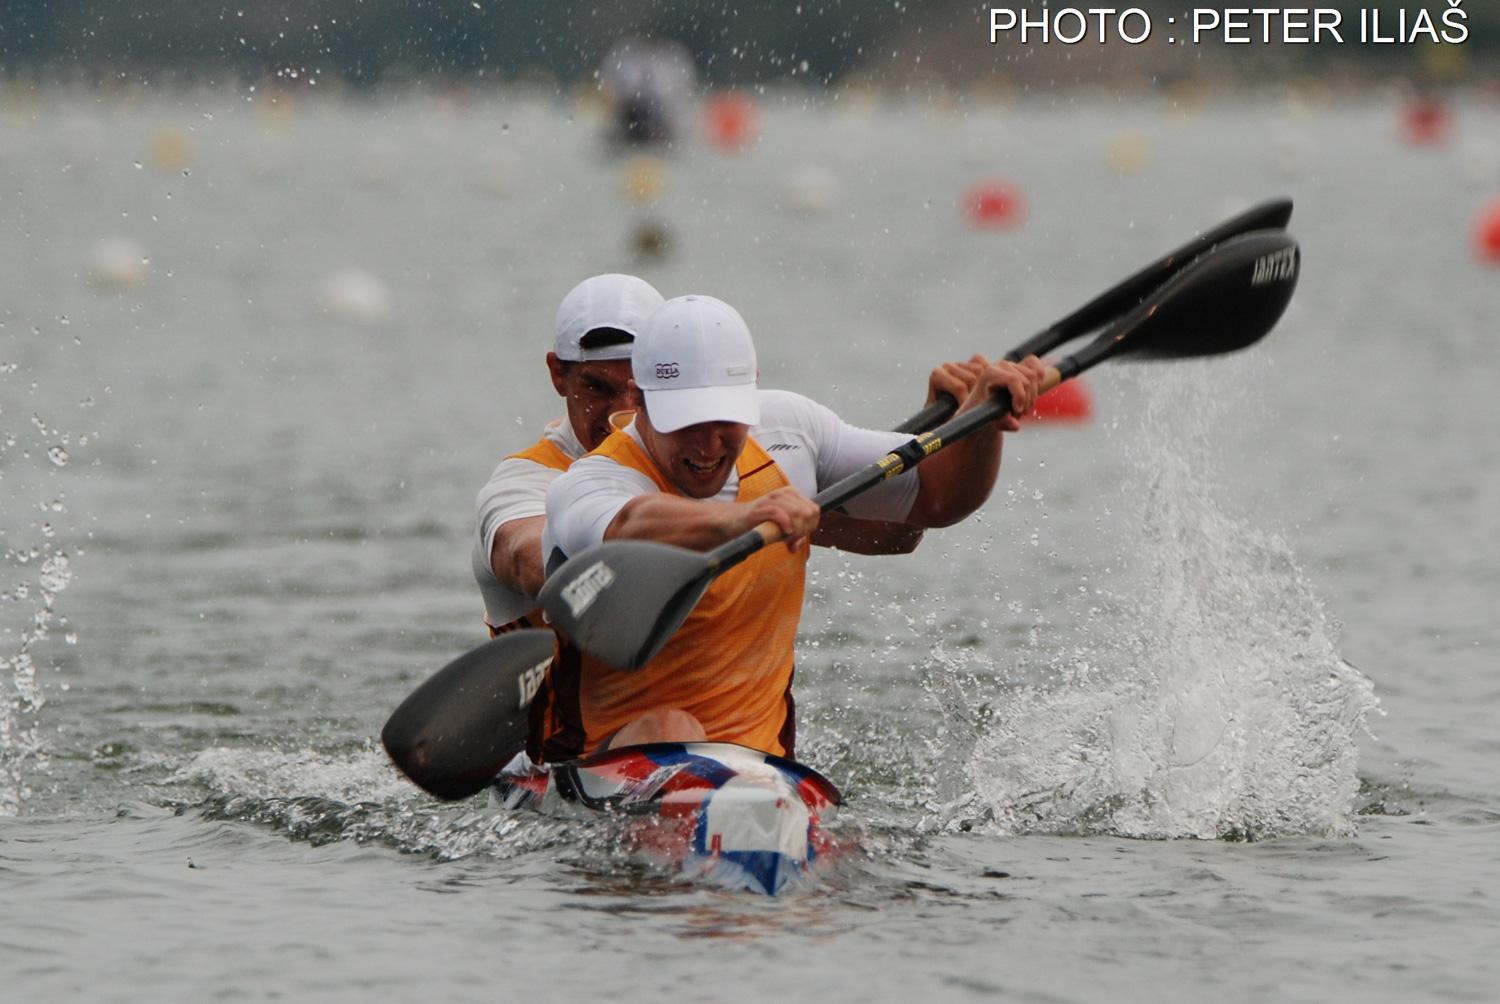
[475,457,559,561]
[543,455,660,564]
[754,390,920,522]
[472,456,563,626]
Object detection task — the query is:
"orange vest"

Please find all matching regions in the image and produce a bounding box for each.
[529,430,808,762]
[507,436,573,474]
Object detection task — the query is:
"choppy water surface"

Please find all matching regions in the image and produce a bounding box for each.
[3,84,1499,1001]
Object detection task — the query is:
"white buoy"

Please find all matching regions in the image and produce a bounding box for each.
[88,237,149,289]
[316,268,392,324]
[1268,129,1317,180]
[783,165,840,215]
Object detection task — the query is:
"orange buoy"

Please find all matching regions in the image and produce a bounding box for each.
[963,179,1026,229]
[1023,377,1093,424]
[1400,95,1452,147]
[1474,199,1500,265]
[702,92,759,152]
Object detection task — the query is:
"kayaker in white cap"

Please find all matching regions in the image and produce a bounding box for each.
[533,294,1045,763]
[471,273,664,636]
[473,276,933,640]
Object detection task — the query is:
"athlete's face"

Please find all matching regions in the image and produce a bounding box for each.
[547,354,638,451]
[637,410,749,499]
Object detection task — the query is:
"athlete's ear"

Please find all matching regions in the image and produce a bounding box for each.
[546,352,570,396]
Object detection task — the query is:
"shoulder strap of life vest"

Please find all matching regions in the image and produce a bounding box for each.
[506,435,573,473]
[591,430,783,500]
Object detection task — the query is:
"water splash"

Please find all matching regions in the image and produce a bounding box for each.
[941,368,1377,840]
[1,394,76,815]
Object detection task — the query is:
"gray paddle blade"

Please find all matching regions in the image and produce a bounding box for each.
[381,628,555,801]
[538,539,716,671]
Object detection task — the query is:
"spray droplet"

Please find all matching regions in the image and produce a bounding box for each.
[46,446,68,467]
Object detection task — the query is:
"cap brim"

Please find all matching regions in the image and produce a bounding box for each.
[642,384,759,434]
[576,341,634,362]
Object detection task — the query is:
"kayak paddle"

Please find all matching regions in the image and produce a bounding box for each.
[539,230,1301,671]
[380,628,555,800]
[893,197,1294,434]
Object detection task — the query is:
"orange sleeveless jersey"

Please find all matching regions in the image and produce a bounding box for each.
[486,434,575,638]
[529,430,809,762]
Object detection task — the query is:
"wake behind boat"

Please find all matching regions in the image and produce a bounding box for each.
[492,741,849,896]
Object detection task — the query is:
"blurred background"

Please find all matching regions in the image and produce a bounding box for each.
[0,1,1496,92]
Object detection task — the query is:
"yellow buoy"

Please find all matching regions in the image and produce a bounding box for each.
[1106,131,1149,175]
[253,93,298,134]
[474,149,525,197]
[147,127,193,173]
[620,154,668,203]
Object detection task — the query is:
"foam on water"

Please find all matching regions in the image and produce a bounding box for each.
[932,368,1378,840]
[159,744,584,861]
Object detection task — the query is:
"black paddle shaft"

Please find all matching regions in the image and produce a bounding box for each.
[892,198,1294,435]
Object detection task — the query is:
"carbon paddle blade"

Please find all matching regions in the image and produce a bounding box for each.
[1063,230,1300,374]
[381,628,556,801]
[893,197,1294,435]
[1006,197,1295,363]
[537,538,716,671]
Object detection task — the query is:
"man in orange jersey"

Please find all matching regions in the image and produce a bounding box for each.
[475,276,945,638]
[472,274,664,636]
[536,294,1045,762]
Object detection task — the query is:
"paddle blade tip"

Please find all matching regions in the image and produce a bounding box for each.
[1102,230,1301,364]
[380,629,555,801]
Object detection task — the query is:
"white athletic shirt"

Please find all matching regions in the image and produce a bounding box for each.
[472,418,586,627]
[542,389,921,566]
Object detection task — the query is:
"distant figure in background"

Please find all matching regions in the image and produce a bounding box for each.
[600,36,696,147]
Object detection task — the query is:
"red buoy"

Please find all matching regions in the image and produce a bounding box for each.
[964,179,1026,230]
[1400,95,1452,147]
[1023,377,1094,424]
[1475,199,1500,265]
[702,92,759,152]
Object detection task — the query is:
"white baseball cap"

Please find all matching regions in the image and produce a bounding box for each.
[633,294,759,434]
[554,274,665,362]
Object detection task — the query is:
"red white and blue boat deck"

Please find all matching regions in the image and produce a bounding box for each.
[492,742,848,895]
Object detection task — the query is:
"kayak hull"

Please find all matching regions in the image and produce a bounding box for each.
[492,741,847,895]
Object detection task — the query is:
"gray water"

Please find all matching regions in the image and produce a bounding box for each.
[3,83,1499,1001]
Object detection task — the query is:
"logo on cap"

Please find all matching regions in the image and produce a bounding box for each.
[654,362,681,379]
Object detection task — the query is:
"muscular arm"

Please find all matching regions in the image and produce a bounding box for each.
[605,486,821,553]
[812,511,924,555]
[489,515,547,598]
